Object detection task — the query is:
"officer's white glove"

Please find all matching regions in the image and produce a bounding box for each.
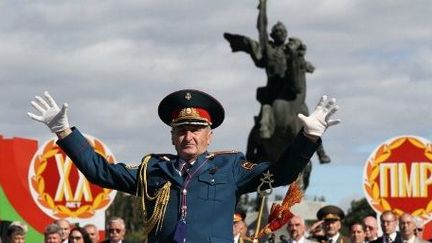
[298,95,340,137]
[27,91,70,133]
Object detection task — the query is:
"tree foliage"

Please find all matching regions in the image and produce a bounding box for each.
[105,192,146,242]
[342,198,376,235]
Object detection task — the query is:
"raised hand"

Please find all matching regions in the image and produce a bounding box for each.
[28,91,70,133]
[298,95,340,137]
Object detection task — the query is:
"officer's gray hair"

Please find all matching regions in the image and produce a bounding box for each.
[171,125,211,132]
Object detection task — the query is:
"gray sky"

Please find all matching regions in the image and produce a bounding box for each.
[1,0,432,210]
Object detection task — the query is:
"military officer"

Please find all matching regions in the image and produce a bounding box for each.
[317,205,349,243]
[28,89,340,243]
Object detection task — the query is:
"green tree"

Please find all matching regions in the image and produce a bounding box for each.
[342,198,376,235]
[105,192,145,242]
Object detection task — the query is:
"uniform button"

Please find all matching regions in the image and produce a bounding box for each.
[183,189,187,195]
[210,178,215,185]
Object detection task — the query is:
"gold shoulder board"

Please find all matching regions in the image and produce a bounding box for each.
[206,150,238,159]
[124,163,140,169]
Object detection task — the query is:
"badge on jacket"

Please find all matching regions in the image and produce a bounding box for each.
[241,161,257,170]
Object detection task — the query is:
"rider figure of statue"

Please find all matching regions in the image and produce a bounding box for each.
[224,0,330,165]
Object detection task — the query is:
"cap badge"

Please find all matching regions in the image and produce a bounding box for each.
[185,92,192,100]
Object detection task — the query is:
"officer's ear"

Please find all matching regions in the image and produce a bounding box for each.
[207,127,213,145]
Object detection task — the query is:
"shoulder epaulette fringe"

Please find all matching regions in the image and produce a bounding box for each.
[137,154,172,235]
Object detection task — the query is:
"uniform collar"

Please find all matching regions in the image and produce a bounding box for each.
[156,152,211,186]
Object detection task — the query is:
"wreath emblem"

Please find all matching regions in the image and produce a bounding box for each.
[364,136,432,219]
[29,135,116,219]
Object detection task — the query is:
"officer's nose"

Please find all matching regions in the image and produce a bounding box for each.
[184,130,194,140]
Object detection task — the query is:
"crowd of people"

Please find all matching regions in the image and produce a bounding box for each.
[1,205,431,243]
[0,216,128,243]
[233,205,431,243]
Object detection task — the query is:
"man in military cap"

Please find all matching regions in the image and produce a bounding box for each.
[28,89,340,243]
[317,205,349,243]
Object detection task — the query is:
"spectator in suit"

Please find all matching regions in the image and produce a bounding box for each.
[349,222,366,243]
[287,215,317,243]
[83,224,99,243]
[103,217,127,243]
[54,219,71,243]
[363,216,379,242]
[317,205,348,243]
[399,213,428,243]
[370,210,401,243]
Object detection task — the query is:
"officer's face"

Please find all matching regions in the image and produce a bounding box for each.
[172,125,213,162]
[324,219,341,237]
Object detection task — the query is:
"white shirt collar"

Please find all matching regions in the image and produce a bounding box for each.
[234,234,240,243]
[293,236,306,243]
[330,233,340,243]
[387,232,397,242]
[404,235,415,243]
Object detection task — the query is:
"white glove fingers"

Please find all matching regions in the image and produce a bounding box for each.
[44,91,59,108]
[60,103,69,115]
[31,100,46,113]
[315,95,328,109]
[27,112,44,122]
[35,96,50,110]
[324,97,336,109]
[297,113,307,123]
[327,119,341,127]
[325,104,339,121]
